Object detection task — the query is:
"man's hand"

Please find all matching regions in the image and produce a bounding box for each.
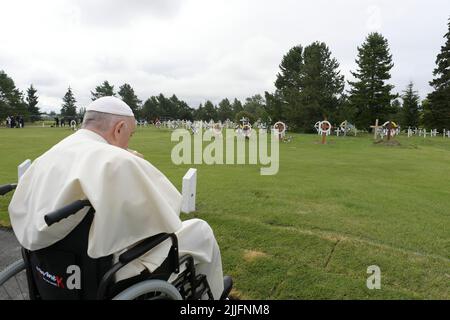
[127,148,144,159]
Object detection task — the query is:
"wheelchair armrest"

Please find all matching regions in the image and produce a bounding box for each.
[118,233,178,264]
[44,199,91,226]
[0,183,17,196]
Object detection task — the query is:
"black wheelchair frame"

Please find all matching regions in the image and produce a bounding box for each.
[0,183,215,300]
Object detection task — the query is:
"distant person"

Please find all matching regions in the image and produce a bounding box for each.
[55,117,59,127]
[11,116,16,128]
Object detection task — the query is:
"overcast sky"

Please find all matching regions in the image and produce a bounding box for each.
[0,0,449,113]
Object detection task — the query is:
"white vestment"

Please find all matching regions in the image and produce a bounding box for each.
[8,129,224,299]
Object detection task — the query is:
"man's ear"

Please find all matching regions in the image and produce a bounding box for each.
[115,120,126,135]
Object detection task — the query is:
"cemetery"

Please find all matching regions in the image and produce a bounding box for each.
[0,1,449,304]
[0,124,449,299]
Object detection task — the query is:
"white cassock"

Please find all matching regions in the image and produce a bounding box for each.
[8,129,224,299]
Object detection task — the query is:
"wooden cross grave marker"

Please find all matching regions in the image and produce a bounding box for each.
[319,120,331,145]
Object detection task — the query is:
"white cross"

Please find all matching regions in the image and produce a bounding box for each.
[370,119,381,140]
[407,128,412,138]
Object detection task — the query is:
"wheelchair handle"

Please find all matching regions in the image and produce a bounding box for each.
[44,199,91,226]
[0,184,17,196]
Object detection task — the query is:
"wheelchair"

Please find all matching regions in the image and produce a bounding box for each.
[0,183,231,300]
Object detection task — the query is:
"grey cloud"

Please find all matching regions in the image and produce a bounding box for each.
[74,0,184,27]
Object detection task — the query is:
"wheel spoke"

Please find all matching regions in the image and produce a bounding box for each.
[14,274,26,300]
[2,284,13,300]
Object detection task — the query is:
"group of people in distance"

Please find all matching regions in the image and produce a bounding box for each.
[4,115,25,128]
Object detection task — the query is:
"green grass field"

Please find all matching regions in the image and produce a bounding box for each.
[0,126,449,299]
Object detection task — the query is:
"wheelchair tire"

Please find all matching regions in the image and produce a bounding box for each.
[0,259,28,300]
[112,279,183,300]
[0,259,26,286]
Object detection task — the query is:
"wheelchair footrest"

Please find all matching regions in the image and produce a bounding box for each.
[171,259,213,300]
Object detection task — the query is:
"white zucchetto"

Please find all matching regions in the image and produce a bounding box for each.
[86,96,134,117]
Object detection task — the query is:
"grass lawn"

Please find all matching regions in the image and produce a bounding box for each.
[0,126,449,299]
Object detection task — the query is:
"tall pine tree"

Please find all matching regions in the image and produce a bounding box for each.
[401,82,421,128]
[425,18,450,129]
[217,98,233,121]
[274,45,303,130]
[203,100,217,121]
[274,42,344,131]
[26,84,40,121]
[91,80,116,100]
[264,91,284,123]
[348,33,397,129]
[193,103,205,121]
[118,83,141,116]
[300,42,344,128]
[231,98,243,116]
[60,87,77,117]
[142,96,161,121]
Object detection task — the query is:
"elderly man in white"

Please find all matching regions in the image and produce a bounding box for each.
[8,96,231,300]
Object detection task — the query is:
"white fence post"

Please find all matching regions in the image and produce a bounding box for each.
[181,168,197,213]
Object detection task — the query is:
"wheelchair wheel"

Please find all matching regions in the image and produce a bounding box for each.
[112,279,182,300]
[0,259,29,300]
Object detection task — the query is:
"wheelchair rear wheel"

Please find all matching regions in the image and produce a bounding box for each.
[112,279,182,300]
[0,259,29,300]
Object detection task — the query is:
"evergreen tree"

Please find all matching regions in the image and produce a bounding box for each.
[231,98,243,116]
[275,45,304,92]
[203,100,217,121]
[299,42,344,129]
[421,99,433,128]
[243,94,270,123]
[156,94,171,119]
[217,98,233,121]
[235,110,256,124]
[142,96,161,121]
[348,33,397,129]
[118,83,142,116]
[274,42,344,131]
[168,94,182,118]
[193,103,205,121]
[334,94,356,125]
[425,18,450,129]
[401,82,421,128]
[243,94,264,115]
[26,84,41,121]
[91,80,116,100]
[389,99,402,125]
[60,87,77,117]
[264,91,283,123]
[177,100,194,120]
[274,46,303,129]
[142,93,192,120]
[0,70,28,120]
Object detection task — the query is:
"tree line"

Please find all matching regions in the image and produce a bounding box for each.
[1,18,449,131]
